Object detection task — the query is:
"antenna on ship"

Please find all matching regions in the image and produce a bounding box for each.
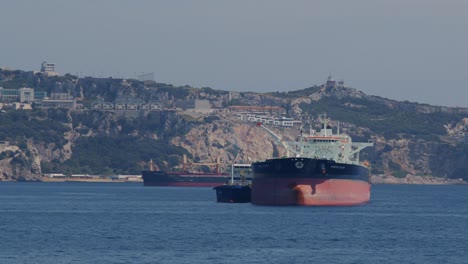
[230,163,234,185]
[319,113,330,136]
[216,156,221,173]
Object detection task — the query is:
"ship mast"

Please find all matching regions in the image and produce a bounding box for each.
[182,154,221,173]
[318,113,332,137]
[308,117,313,136]
[230,164,234,184]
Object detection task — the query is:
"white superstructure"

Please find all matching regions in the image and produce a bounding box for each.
[257,114,373,165]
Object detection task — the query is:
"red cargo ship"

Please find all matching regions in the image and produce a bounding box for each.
[142,170,229,187]
[252,114,373,206]
[142,158,230,187]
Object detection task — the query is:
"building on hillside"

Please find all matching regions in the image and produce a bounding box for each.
[43,173,66,178]
[326,75,336,88]
[115,97,145,111]
[325,75,344,88]
[272,117,300,127]
[34,91,47,100]
[0,88,19,101]
[40,61,59,76]
[92,101,114,110]
[0,87,48,104]
[177,99,212,113]
[13,102,32,110]
[191,99,211,113]
[41,61,55,72]
[19,88,34,103]
[228,105,286,114]
[140,101,162,111]
[237,113,301,127]
[50,93,73,100]
[92,97,158,111]
[37,92,76,109]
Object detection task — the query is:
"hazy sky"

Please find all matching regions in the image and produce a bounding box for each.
[1,0,467,107]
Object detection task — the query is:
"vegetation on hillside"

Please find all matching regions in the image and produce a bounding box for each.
[0,109,70,148]
[300,97,465,140]
[41,136,190,175]
[0,107,195,176]
[0,69,77,93]
[267,86,322,98]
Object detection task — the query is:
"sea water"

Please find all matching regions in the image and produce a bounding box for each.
[0,182,466,264]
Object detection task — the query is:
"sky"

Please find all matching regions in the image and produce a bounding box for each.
[1,0,467,107]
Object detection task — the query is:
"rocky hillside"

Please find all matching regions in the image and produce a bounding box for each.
[0,69,467,182]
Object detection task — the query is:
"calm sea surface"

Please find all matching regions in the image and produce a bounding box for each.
[0,182,466,264]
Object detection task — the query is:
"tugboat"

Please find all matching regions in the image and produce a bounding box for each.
[251,114,373,206]
[214,164,252,203]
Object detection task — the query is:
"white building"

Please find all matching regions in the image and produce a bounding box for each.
[41,61,55,72]
[19,87,34,103]
[40,61,59,76]
[237,113,301,127]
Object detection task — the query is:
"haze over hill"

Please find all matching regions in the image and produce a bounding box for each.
[1,1,467,107]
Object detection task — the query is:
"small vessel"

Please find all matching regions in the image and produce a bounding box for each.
[213,185,251,203]
[214,163,252,203]
[251,114,373,206]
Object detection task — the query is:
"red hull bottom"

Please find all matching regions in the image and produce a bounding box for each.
[143,182,223,187]
[251,178,370,206]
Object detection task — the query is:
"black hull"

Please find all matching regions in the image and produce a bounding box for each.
[213,185,251,203]
[252,157,370,182]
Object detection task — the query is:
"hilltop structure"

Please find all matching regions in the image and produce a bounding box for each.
[39,61,59,76]
[325,75,344,89]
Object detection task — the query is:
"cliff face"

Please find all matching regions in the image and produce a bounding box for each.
[0,107,466,181]
[0,70,467,182]
[375,136,466,178]
[0,141,43,181]
[171,117,295,172]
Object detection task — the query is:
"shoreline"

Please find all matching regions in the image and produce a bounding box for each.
[40,177,143,183]
[0,175,466,185]
[371,175,467,185]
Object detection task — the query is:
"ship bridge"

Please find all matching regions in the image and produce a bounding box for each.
[257,114,373,165]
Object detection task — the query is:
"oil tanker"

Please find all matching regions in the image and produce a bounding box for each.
[252,114,373,206]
